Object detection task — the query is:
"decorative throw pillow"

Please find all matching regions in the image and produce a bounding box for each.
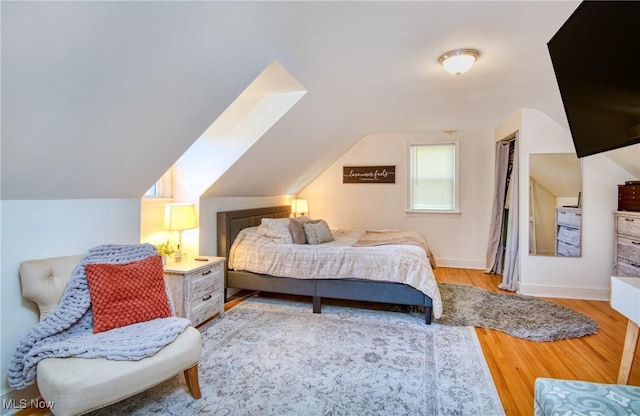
[85,255,172,333]
[256,218,294,244]
[289,216,314,244]
[303,219,334,245]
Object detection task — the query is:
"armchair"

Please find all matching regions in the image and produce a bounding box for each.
[17,254,202,416]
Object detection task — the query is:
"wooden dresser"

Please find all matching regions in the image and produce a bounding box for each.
[164,256,225,327]
[555,207,582,256]
[613,211,640,277]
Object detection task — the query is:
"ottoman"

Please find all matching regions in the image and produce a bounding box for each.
[534,378,640,415]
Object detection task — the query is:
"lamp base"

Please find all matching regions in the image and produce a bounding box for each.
[175,233,183,262]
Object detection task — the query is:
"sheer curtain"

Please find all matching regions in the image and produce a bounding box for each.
[485,135,519,291]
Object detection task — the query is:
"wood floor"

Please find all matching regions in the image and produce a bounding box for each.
[18,267,639,416]
[435,267,640,415]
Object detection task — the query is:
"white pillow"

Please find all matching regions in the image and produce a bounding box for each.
[303,220,334,245]
[256,218,294,244]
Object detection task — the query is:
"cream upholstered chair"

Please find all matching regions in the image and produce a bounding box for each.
[19,255,203,416]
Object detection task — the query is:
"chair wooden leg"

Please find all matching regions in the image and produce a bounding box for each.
[184,364,202,399]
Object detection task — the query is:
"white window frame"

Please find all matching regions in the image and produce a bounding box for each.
[406,139,460,214]
[144,168,173,199]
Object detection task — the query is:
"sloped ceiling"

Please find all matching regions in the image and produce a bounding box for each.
[530,153,582,198]
[604,145,640,179]
[1,1,582,200]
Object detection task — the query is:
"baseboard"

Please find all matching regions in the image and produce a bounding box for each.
[1,384,42,415]
[435,258,486,270]
[519,283,610,301]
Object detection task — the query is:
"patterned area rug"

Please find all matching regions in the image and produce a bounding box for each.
[90,297,504,416]
[436,283,599,342]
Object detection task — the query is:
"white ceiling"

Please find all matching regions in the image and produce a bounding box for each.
[1,1,590,200]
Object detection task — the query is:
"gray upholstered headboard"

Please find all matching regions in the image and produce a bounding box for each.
[216,205,291,260]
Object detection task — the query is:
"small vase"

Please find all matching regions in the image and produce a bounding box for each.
[161,255,168,266]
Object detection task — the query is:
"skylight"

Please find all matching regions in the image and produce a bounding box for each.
[171,60,307,200]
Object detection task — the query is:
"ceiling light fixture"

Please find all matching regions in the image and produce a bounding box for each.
[438,49,480,76]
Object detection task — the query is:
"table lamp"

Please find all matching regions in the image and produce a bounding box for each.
[164,203,198,262]
[291,199,309,217]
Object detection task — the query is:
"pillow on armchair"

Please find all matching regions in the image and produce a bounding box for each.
[85,255,172,333]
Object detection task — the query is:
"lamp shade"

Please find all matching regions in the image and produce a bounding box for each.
[163,203,198,231]
[291,198,309,215]
[438,49,480,76]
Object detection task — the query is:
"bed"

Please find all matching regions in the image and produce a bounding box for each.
[216,206,441,324]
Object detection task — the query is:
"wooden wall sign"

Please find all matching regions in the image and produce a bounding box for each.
[343,166,396,184]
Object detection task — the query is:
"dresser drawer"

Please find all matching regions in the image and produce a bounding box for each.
[556,226,580,247]
[557,209,581,228]
[189,265,222,300]
[616,258,640,278]
[557,240,581,257]
[617,216,640,239]
[189,292,222,326]
[617,236,640,263]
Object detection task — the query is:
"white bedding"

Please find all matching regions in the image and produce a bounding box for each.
[228,227,442,318]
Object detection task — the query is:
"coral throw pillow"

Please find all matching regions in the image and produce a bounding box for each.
[85,255,172,333]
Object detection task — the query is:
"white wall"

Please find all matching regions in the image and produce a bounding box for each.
[295,111,636,300]
[298,131,495,269]
[500,108,635,300]
[0,199,141,397]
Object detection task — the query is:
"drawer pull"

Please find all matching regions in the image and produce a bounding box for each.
[202,294,212,301]
[201,270,212,276]
[625,218,635,222]
[632,241,640,246]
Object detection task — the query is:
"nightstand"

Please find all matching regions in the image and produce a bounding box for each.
[163,256,225,327]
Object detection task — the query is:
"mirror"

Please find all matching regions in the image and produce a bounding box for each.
[529,153,582,257]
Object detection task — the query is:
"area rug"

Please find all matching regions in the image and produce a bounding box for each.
[90,297,504,416]
[436,283,599,342]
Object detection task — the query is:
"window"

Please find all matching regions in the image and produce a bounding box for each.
[144,183,158,197]
[144,168,173,198]
[408,141,459,212]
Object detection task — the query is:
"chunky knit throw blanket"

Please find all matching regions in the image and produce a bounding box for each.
[8,244,191,389]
